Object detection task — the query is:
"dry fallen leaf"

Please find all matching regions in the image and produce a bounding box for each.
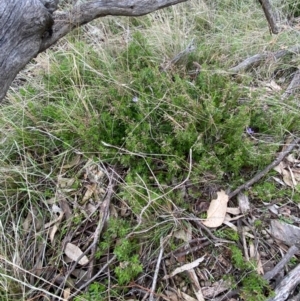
[50,224,59,243]
[57,176,75,188]
[265,80,282,92]
[173,223,192,242]
[23,208,43,232]
[273,161,287,174]
[59,198,72,220]
[202,190,229,228]
[186,269,205,301]
[202,279,232,298]
[63,287,71,301]
[163,256,205,279]
[48,198,70,243]
[82,183,97,203]
[282,170,295,187]
[62,154,82,169]
[292,169,300,182]
[223,220,254,238]
[181,291,198,301]
[286,153,300,164]
[164,290,180,301]
[86,203,98,215]
[249,242,264,275]
[272,176,286,186]
[274,161,298,187]
[226,207,241,215]
[44,204,64,229]
[65,243,89,266]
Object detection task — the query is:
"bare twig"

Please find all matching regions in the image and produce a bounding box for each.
[149,237,165,301]
[191,217,234,244]
[0,256,65,300]
[70,254,117,299]
[264,244,299,281]
[257,0,279,34]
[168,241,211,259]
[1,0,190,101]
[242,228,250,261]
[87,176,116,278]
[229,137,300,199]
[215,289,241,301]
[57,170,117,296]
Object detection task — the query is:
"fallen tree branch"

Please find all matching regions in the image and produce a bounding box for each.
[229,137,300,199]
[281,69,300,100]
[267,263,300,301]
[229,45,300,73]
[263,244,300,281]
[218,244,300,301]
[290,291,300,301]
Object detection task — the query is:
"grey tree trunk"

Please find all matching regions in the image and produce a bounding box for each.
[0,0,55,101]
[0,0,188,101]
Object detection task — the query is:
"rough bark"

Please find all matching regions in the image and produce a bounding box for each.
[0,0,189,102]
[229,45,300,73]
[0,0,54,101]
[281,69,300,101]
[257,0,279,34]
[267,264,300,301]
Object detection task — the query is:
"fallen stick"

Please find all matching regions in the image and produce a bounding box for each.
[71,254,117,299]
[229,137,300,199]
[87,176,116,279]
[281,69,300,100]
[263,244,299,281]
[56,170,117,296]
[149,237,164,301]
[229,45,300,73]
[267,263,300,301]
[289,291,300,301]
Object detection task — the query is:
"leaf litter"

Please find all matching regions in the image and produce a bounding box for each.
[9,136,300,299]
[69,140,300,299]
[15,155,116,300]
[202,190,229,228]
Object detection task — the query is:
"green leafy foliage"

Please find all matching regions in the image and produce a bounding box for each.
[9,32,293,192]
[114,253,143,285]
[96,218,132,258]
[229,245,273,301]
[75,282,107,301]
[241,274,273,301]
[2,2,300,300]
[215,229,239,241]
[95,218,142,285]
